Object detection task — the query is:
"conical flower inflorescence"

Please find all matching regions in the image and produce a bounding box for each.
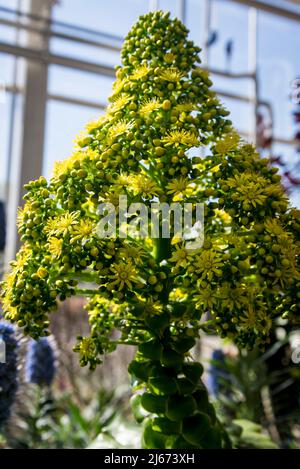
[0,10,300,448]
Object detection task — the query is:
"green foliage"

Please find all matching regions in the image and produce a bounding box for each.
[3,387,125,449]
[209,333,300,448]
[141,393,167,414]
[232,420,278,449]
[166,395,196,421]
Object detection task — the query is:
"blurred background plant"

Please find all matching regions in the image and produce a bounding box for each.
[0,322,18,433]
[207,324,300,449]
[0,312,139,449]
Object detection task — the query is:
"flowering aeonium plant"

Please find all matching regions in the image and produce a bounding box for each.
[1,11,300,448]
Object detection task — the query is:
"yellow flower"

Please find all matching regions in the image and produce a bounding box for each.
[131,174,161,198]
[194,285,218,310]
[166,177,190,198]
[71,219,96,241]
[193,250,223,282]
[264,184,285,200]
[111,77,128,96]
[107,119,133,143]
[48,237,63,258]
[108,94,132,114]
[158,67,185,82]
[103,189,121,207]
[239,305,272,335]
[52,160,69,178]
[1,273,17,316]
[78,337,97,361]
[113,172,132,190]
[225,233,247,252]
[108,261,141,291]
[139,98,161,116]
[74,131,95,149]
[141,298,164,315]
[169,244,196,269]
[215,131,240,154]
[214,208,232,224]
[169,288,188,302]
[11,246,30,272]
[237,185,266,207]
[145,302,164,315]
[85,117,106,133]
[52,149,98,179]
[239,305,256,330]
[52,159,70,178]
[17,205,30,229]
[37,267,48,279]
[1,289,17,320]
[175,102,197,113]
[264,219,287,239]
[162,130,199,147]
[118,244,147,265]
[259,315,273,335]
[270,241,300,287]
[130,65,150,80]
[45,212,79,237]
[218,284,247,311]
[226,172,270,208]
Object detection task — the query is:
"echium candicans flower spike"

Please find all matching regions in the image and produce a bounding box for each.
[25,337,57,387]
[207,349,228,398]
[1,10,300,448]
[0,322,18,429]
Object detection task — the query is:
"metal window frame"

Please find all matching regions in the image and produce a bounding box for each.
[4,0,54,264]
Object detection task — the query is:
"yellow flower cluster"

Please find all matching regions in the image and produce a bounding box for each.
[1,9,299,362]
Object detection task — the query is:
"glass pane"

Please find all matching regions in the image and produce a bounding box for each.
[0,0,29,45]
[0,0,17,8]
[212,73,251,102]
[48,65,114,104]
[260,1,300,15]
[209,0,250,73]
[50,38,120,67]
[273,143,300,209]
[0,53,14,85]
[159,0,179,17]
[258,11,299,140]
[0,90,23,200]
[43,100,103,178]
[52,0,149,37]
[0,93,11,201]
[220,96,254,138]
[186,0,206,48]
[0,22,17,43]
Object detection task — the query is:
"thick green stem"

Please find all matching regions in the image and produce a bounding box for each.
[128,322,231,449]
[129,228,230,448]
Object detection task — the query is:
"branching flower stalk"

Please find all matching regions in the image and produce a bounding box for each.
[1,11,300,448]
